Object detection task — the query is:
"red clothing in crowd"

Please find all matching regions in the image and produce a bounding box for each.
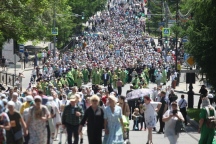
[102,95,108,105]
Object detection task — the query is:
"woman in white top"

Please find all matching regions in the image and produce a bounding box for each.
[143,96,162,144]
[162,102,184,144]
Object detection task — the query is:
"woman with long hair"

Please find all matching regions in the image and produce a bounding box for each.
[118,96,130,117]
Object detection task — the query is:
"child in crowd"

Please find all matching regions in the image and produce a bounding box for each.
[132,108,140,130]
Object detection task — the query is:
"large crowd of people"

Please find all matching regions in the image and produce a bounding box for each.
[1,0,215,144]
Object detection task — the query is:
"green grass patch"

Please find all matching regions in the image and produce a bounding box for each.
[187,108,201,123]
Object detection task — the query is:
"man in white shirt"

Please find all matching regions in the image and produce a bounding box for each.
[10,92,22,111]
[178,94,188,125]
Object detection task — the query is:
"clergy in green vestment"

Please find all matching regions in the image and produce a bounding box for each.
[76,70,83,88]
[144,67,150,84]
[112,72,118,89]
[99,68,104,84]
[132,75,140,89]
[161,68,167,84]
[57,79,62,90]
[120,69,126,85]
[124,69,129,84]
[73,68,78,85]
[66,70,74,86]
[82,68,89,84]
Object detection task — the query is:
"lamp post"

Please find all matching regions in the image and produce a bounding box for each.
[175,0,180,86]
[175,0,178,71]
[160,0,163,44]
[53,0,56,57]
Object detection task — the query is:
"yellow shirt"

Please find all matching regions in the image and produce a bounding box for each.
[177,64,181,71]
[20,102,30,114]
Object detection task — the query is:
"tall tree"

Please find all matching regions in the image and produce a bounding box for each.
[185,0,216,88]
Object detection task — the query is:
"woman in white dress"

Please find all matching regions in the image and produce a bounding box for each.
[143,96,162,144]
[162,102,184,144]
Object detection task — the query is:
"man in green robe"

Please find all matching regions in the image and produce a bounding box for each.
[95,70,101,85]
[161,68,167,85]
[73,68,78,85]
[99,68,104,84]
[132,75,140,89]
[144,67,150,84]
[82,68,89,84]
[76,70,83,88]
[115,67,121,74]
[66,70,74,86]
[120,69,126,85]
[57,79,62,90]
[124,69,129,84]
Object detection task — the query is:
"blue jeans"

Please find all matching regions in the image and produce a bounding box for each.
[66,124,79,144]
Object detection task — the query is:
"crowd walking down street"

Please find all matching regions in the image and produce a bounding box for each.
[0,0,216,144]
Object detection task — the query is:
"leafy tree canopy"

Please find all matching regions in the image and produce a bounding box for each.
[184,0,216,88]
[0,0,106,49]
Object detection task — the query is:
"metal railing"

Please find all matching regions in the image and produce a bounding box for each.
[0,72,16,87]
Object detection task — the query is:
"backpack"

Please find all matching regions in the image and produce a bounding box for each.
[205,107,216,129]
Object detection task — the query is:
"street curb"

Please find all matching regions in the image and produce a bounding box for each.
[174,90,200,96]
[186,115,199,129]
[24,68,34,71]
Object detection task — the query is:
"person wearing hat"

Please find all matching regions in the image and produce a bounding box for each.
[198,97,215,144]
[20,95,34,115]
[162,102,184,144]
[10,92,22,112]
[6,101,27,144]
[62,95,84,144]
[27,96,50,144]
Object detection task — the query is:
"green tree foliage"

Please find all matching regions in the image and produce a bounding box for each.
[0,0,106,49]
[185,0,216,88]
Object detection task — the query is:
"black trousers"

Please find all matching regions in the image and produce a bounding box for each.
[24,134,30,144]
[87,129,102,144]
[66,124,79,144]
[180,107,187,124]
[104,80,108,86]
[47,124,50,144]
[198,97,202,109]
[117,86,122,96]
[209,98,214,105]
[158,114,165,132]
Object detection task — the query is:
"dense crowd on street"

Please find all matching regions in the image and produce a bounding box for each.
[0,0,216,144]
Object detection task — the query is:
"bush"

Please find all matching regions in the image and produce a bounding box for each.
[187,108,201,123]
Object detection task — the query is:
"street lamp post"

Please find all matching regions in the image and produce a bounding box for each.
[175,0,180,86]
[175,0,178,71]
[53,0,56,57]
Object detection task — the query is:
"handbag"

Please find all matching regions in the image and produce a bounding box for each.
[175,119,185,135]
[12,129,23,141]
